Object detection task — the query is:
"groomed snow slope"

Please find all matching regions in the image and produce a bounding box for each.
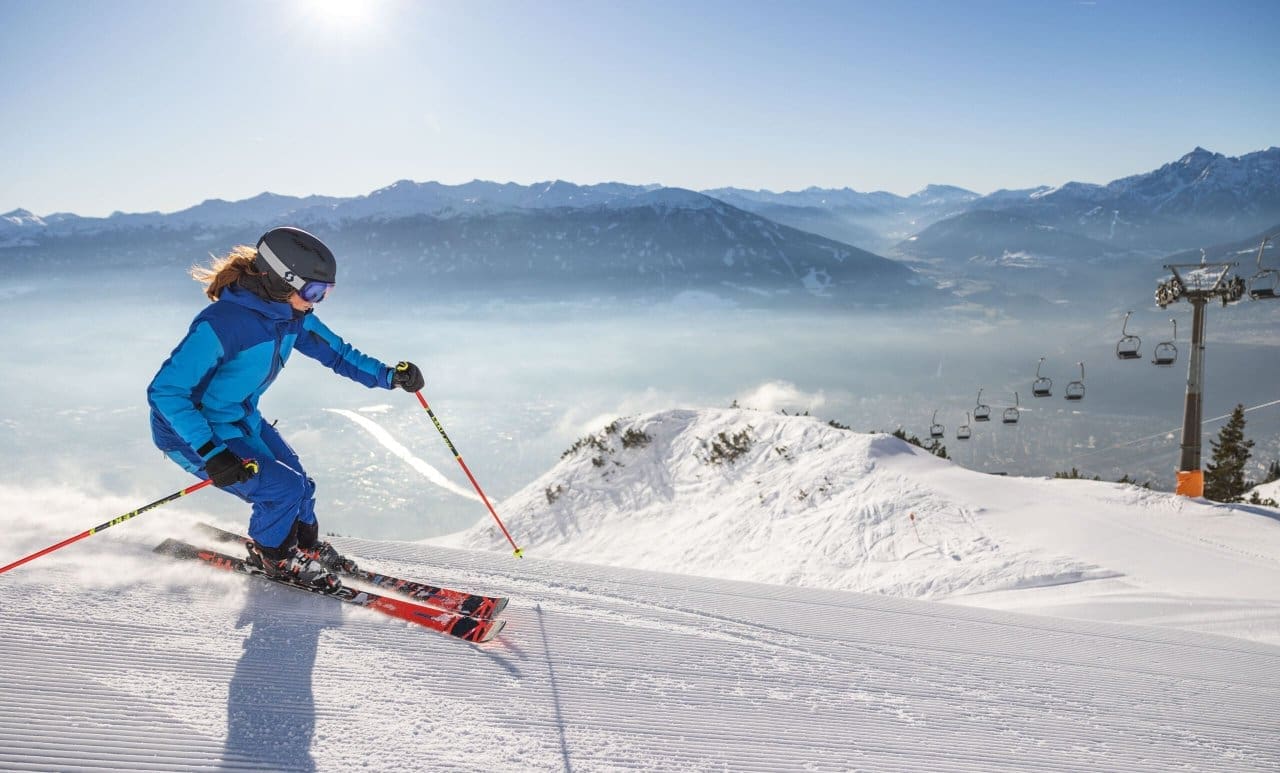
[1,516,1278,772]
[4,406,1280,770]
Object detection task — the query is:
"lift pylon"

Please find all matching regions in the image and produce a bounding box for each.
[1154,261,1245,496]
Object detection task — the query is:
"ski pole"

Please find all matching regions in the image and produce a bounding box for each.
[409,385,524,558]
[0,462,252,575]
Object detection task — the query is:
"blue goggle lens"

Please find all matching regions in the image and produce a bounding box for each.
[299,281,333,303]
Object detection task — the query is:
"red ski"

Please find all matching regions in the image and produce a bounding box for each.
[194,522,509,620]
[154,538,504,644]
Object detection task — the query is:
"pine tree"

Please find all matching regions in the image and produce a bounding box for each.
[1263,460,1280,485]
[1203,404,1254,502]
[890,428,948,459]
[1054,468,1099,480]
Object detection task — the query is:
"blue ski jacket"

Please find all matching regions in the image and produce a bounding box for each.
[148,285,395,463]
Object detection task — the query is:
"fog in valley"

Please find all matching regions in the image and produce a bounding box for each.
[3,264,1277,541]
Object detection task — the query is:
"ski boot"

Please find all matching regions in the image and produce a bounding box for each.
[246,541,342,593]
[297,540,358,574]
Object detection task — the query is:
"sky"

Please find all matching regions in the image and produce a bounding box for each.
[1,0,1278,217]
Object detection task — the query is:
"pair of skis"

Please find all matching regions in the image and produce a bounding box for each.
[155,523,507,643]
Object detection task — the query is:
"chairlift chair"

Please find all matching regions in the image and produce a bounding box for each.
[957,412,972,440]
[1032,357,1053,397]
[1002,392,1020,425]
[1251,273,1279,300]
[973,388,991,422]
[1247,235,1278,300]
[929,410,945,439]
[1152,319,1177,367]
[1116,310,1142,360]
[1064,362,1085,401]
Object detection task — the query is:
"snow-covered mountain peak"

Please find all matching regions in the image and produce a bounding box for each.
[908,184,979,203]
[1,208,43,227]
[365,178,445,200]
[0,209,47,245]
[975,185,1054,203]
[1179,146,1222,166]
[611,186,718,211]
[527,179,615,206]
[538,179,577,194]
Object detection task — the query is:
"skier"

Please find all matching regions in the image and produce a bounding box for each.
[147,226,425,591]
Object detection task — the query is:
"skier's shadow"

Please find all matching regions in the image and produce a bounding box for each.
[220,581,341,773]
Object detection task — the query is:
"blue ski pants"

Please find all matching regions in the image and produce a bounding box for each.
[163,422,317,549]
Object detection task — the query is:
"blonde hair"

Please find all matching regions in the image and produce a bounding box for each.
[190,245,264,301]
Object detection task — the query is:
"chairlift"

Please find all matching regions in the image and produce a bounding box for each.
[929,410,945,439]
[957,412,972,440]
[1002,392,1020,425]
[1247,235,1277,300]
[1152,319,1178,367]
[973,388,991,422]
[1116,310,1142,360]
[1064,362,1085,401]
[1032,357,1052,398]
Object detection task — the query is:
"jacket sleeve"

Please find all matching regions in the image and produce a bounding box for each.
[147,320,226,460]
[295,314,394,389]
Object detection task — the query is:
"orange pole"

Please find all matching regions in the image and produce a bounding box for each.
[1175,470,1204,498]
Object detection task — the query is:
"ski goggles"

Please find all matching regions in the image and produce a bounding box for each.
[257,242,334,303]
[296,279,334,303]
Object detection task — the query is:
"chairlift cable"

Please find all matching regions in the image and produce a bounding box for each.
[1072,397,1280,458]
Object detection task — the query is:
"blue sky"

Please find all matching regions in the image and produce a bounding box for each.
[2,0,1277,217]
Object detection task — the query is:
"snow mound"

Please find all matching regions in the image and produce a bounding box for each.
[438,408,1111,597]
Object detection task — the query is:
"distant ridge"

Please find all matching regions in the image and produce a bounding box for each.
[0,184,937,308]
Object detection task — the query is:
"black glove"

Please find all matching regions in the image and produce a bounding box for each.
[205,449,258,488]
[392,361,425,392]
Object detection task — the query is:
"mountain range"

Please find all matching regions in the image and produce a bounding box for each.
[715,147,1280,255]
[3,147,1277,311]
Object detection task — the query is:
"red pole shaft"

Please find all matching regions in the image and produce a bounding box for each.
[413,390,524,558]
[0,478,214,575]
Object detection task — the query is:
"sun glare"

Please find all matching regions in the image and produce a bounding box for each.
[305,0,377,29]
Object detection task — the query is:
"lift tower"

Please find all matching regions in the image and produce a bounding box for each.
[1154,262,1245,496]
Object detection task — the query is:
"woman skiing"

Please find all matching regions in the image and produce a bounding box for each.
[148,226,424,591]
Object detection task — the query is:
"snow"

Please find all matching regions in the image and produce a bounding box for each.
[2,407,1280,770]
[442,409,1280,643]
[1252,478,1280,502]
[800,266,832,294]
[0,208,45,228]
[325,408,481,502]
